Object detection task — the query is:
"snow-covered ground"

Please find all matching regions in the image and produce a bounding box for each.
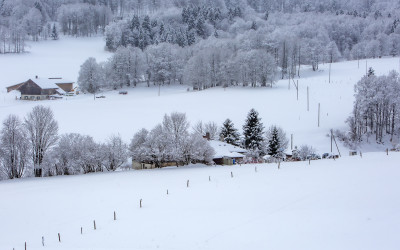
[0,37,399,153]
[0,152,399,250]
[1,38,400,250]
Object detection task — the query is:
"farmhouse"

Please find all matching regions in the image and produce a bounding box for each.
[6,77,75,100]
[209,140,247,165]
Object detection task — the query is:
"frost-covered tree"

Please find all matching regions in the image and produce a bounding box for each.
[0,115,30,179]
[298,145,316,161]
[265,125,289,158]
[220,118,240,146]
[53,133,101,175]
[348,70,400,143]
[51,24,58,40]
[103,134,129,171]
[193,121,219,140]
[24,106,58,177]
[78,57,103,94]
[130,112,214,166]
[243,108,264,155]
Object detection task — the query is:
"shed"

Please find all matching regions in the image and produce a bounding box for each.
[208,140,247,165]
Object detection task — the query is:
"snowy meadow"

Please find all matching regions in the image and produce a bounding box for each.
[0,152,399,250]
[1,37,400,153]
[2,0,400,249]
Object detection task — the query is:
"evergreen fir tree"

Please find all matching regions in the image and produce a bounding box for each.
[51,24,58,40]
[142,16,151,33]
[214,29,219,38]
[159,22,165,36]
[243,109,264,154]
[176,29,187,47]
[220,119,240,146]
[130,15,140,30]
[264,11,269,21]
[196,16,206,38]
[234,7,242,17]
[182,7,189,23]
[267,126,280,157]
[266,125,289,158]
[188,15,196,30]
[251,21,257,30]
[187,29,196,46]
[151,20,158,28]
[367,67,375,77]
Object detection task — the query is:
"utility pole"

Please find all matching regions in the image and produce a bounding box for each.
[329,63,331,83]
[291,134,293,150]
[318,103,320,127]
[307,86,309,111]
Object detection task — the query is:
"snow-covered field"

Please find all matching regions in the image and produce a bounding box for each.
[1,38,400,250]
[0,37,400,153]
[0,152,399,250]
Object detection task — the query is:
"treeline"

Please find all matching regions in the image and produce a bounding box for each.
[78,42,277,92]
[347,69,400,143]
[130,112,216,167]
[0,0,115,53]
[104,5,228,51]
[0,105,129,180]
[79,1,400,91]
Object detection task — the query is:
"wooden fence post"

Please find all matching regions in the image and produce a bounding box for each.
[42,236,44,246]
[140,199,142,208]
[114,211,116,221]
[187,180,189,188]
[58,233,61,242]
[25,242,26,250]
[81,227,83,235]
[93,220,96,230]
[231,172,233,178]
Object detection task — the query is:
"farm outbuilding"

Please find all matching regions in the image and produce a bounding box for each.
[132,161,180,170]
[6,77,75,100]
[208,140,247,165]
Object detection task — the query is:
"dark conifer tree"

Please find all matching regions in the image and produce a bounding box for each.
[51,24,59,40]
[267,126,280,156]
[243,109,264,154]
[220,119,240,146]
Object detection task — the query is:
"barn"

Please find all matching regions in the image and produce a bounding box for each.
[6,77,75,100]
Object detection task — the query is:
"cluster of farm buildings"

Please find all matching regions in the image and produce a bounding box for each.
[6,76,76,100]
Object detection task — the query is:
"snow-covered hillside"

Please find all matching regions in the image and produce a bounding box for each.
[0,152,399,250]
[1,38,399,153]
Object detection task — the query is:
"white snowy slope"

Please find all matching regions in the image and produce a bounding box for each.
[0,152,399,250]
[1,38,399,153]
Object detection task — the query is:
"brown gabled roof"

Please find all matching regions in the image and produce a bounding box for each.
[6,82,25,93]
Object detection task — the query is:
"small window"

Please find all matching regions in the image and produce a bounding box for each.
[37,96,40,100]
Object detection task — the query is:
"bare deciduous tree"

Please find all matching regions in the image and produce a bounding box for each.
[104,134,129,171]
[0,115,30,179]
[24,106,58,177]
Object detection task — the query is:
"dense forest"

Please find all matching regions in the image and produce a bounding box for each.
[2,0,400,95]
